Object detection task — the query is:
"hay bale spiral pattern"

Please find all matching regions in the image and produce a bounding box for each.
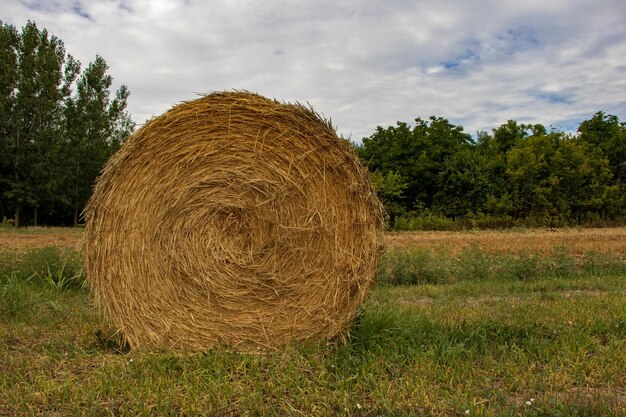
[84,92,383,352]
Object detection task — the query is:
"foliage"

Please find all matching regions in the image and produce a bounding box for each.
[578,111,626,185]
[370,170,407,220]
[0,20,135,226]
[358,114,626,230]
[357,117,472,222]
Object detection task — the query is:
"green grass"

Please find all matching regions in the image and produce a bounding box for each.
[0,247,85,319]
[1,247,624,416]
[377,246,626,285]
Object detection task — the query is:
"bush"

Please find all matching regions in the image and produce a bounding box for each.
[392,210,456,231]
[387,211,626,231]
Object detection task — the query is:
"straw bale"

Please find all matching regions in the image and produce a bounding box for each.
[83,91,384,352]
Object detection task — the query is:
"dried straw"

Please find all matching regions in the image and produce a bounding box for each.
[83,91,384,352]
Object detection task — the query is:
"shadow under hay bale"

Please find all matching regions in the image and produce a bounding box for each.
[84,91,384,352]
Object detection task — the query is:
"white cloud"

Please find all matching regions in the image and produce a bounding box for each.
[3,0,626,140]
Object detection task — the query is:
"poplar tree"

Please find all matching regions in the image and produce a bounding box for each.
[64,55,134,226]
[0,21,69,226]
[0,21,134,226]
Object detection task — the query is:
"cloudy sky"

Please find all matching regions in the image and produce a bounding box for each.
[3,0,626,141]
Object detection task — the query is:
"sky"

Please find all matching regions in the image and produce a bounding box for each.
[3,0,626,141]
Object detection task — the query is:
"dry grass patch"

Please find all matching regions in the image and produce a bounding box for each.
[3,226,626,256]
[385,227,626,255]
[0,227,82,250]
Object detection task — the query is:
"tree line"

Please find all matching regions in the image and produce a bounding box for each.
[356,113,626,229]
[0,21,134,227]
[2,21,624,229]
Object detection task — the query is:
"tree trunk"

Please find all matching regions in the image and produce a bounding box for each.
[15,206,20,228]
[73,206,78,227]
[33,206,38,227]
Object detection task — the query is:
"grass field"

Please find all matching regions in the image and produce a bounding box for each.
[1,227,625,416]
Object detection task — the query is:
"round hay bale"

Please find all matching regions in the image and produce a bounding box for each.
[84,91,384,352]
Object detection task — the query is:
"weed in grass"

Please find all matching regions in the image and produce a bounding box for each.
[0,251,15,278]
[0,247,85,291]
[0,247,86,322]
[456,246,492,282]
[0,271,36,318]
[410,251,449,285]
[21,246,64,280]
[378,249,450,285]
[549,246,578,278]
[583,251,626,277]
[506,253,541,281]
[377,249,417,285]
[378,246,626,287]
[35,262,84,292]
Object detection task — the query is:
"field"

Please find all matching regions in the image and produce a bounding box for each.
[1,227,625,416]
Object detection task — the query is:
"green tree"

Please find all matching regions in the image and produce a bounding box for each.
[0,21,70,226]
[504,133,555,217]
[548,139,613,217]
[491,120,530,153]
[505,131,615,220]
[434,147,493,217]
[0,21,134,226]
[370,170,407,220]
[0,22,19,221]
[358,116,471,214]
[577,112,626,185]
[356,113,624,228]
[63,55,134,226]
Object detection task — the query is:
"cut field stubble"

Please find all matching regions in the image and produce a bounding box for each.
[385,227,626,256]
[2,226,625,255]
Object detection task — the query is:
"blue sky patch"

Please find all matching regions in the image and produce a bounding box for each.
[497,26,541,55]
[536,92,573,105]
[71,2,90,19]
